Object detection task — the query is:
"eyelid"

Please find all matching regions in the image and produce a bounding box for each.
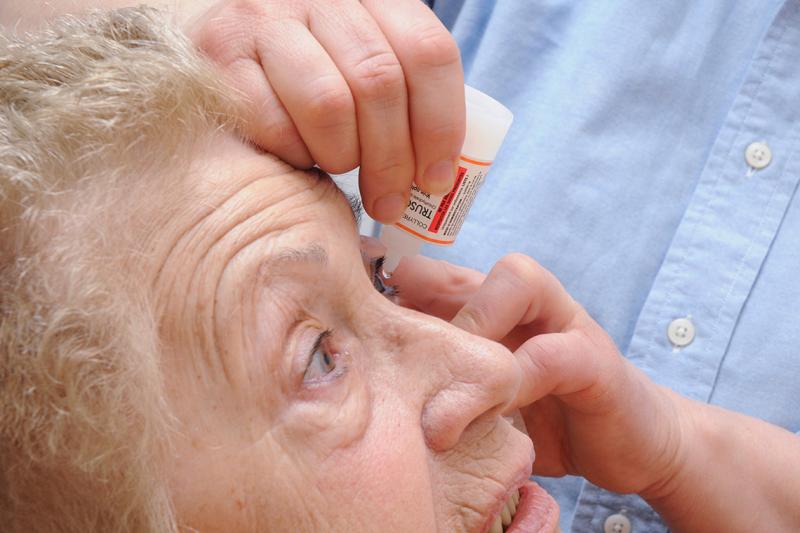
[308,329,333,366]
[301,328,348,388]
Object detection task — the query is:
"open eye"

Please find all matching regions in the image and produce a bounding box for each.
[303,330,338,382]
[369,256,398,298]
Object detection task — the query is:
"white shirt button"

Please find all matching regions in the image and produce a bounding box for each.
[745,141,772,169]
[604,513,632,533]
[667,317,695,348]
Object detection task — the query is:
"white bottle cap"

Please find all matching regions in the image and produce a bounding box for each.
[462,85,514,161]
[380,224,422,275]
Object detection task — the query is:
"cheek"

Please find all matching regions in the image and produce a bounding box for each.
[169,435,316,532]
[280,375,371,456]
[312,406,438,532]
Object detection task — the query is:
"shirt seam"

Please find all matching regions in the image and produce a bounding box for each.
[646,7,789,360]
[703,0,800,400]
[708,111,800,402]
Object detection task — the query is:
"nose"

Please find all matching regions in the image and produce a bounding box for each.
[396,311,521,452]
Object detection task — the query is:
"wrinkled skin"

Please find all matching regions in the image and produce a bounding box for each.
[140,133,546,532]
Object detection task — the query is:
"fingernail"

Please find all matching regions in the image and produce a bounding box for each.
[373,193,407,223]
[423,159,456,195]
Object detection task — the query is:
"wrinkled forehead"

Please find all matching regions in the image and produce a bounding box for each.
[136,134,363,287]
[194,137,360,226]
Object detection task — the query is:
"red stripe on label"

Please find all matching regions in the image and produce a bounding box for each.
[429,165,467,234]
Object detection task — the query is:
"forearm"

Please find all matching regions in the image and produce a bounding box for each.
[643,392,800,532]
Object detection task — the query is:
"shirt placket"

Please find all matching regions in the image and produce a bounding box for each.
[571,1,800,530]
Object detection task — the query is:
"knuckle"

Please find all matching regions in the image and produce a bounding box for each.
[364,153,414,183]
[496,253,541,284]
[406,24,461,69]
[193,2,270,62]
[441,261,473,290]
[319,153,359,175]
[417,120,462,147]
[425,261,481,315]
[454,307,479,333]
[260,119,304,153]
[456,301,490,333]
[351,50,405,100]
[193,20,248,61]
[240,93,302,148]
[304,81,354,129]
[522,337,558,372]
[520,343,546,376]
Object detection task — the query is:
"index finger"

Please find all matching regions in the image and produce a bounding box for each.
[362,0,466,196]
[389,254,484,320]
[450,253,581,340]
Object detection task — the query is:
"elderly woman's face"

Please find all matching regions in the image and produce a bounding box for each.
[151,134,555,532]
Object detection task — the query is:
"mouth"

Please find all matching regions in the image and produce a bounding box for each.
[482,480,559,533]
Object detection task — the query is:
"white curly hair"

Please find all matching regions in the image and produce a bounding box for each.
[0,7,238,531]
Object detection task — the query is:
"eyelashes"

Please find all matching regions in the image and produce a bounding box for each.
[302,329,339,383]
[370,256,399,298]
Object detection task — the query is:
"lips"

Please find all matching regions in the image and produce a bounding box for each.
[482,480,559,533]
[505,480,559,532]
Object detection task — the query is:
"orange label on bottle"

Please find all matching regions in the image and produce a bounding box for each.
[394,155,493,246]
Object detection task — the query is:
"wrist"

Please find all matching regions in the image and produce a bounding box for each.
[638,390,800,532]
[639,391,729,529]
[637,388,698,504]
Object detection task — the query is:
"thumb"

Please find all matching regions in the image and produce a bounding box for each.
[510,327,603,409]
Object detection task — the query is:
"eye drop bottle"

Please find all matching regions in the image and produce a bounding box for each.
[379,85,514,276]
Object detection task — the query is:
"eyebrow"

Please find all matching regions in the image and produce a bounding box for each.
[252,244,328,291]
[255,176,361,281]
[260,244,329,277]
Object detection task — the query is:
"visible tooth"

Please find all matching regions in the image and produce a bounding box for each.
[507,494,517,515]
[512,489,520,506]
[501,503,512,526]
[490,515,503,533]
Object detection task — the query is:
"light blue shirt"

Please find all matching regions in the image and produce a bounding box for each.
[423,1,800,531]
